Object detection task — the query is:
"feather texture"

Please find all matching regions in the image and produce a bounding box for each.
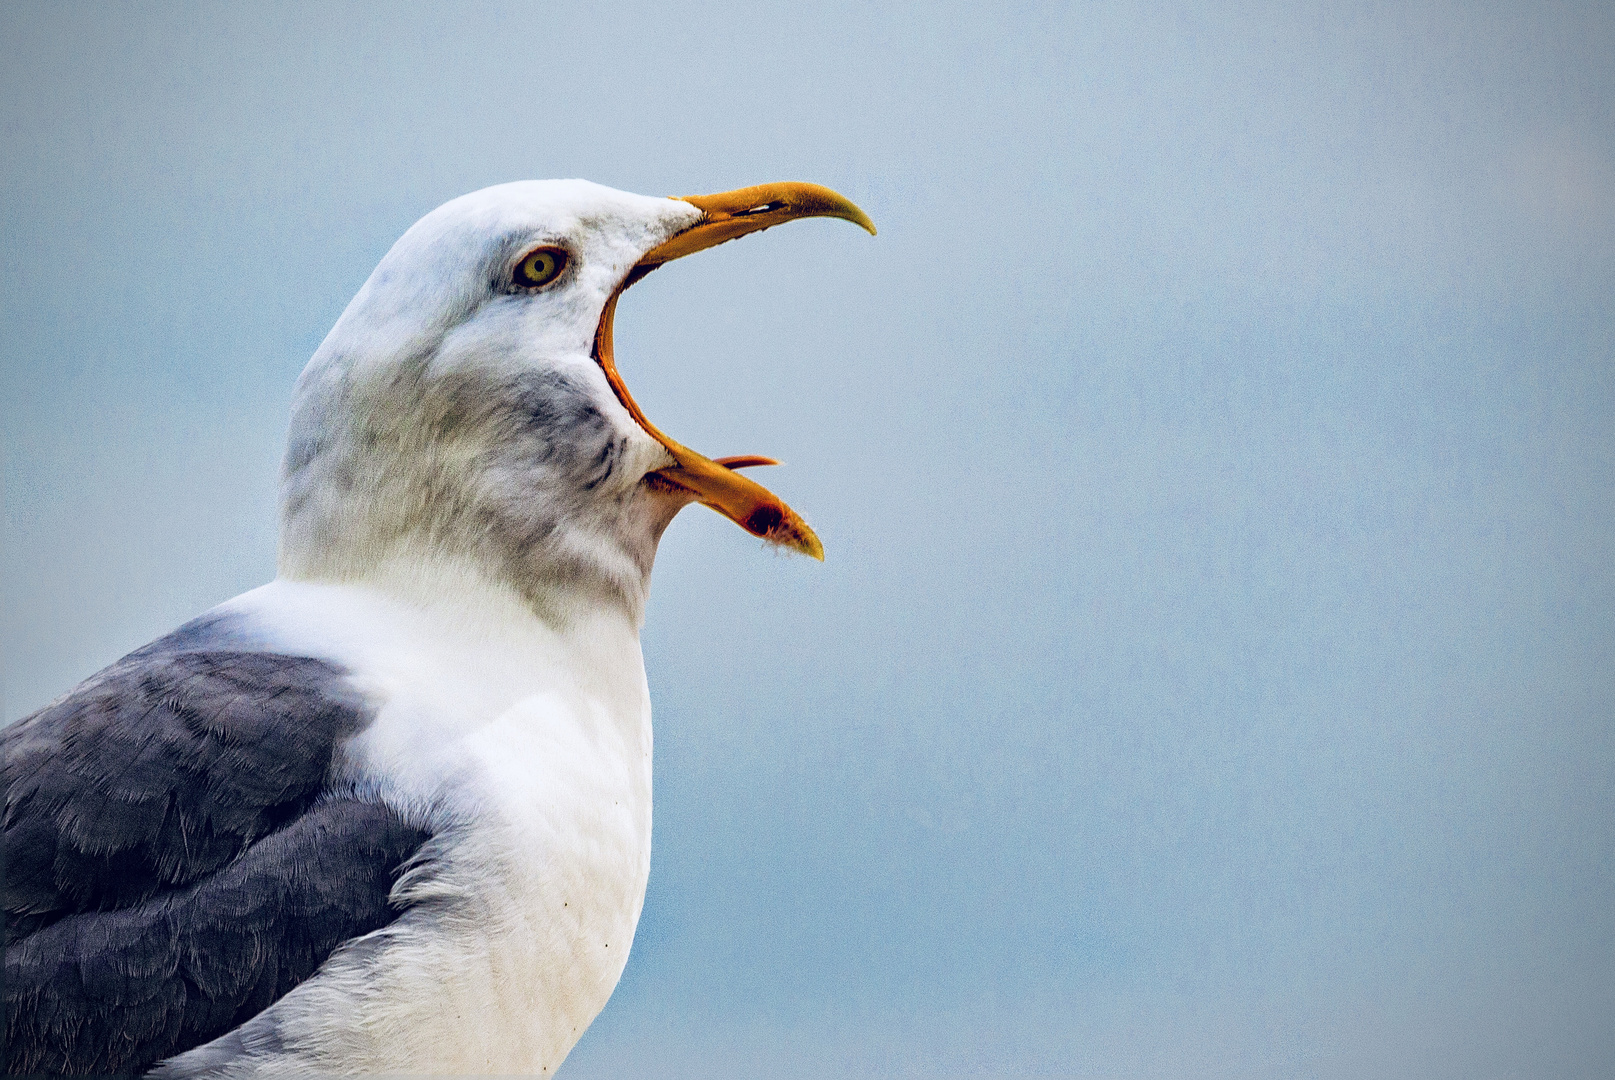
[2,620,429,1076]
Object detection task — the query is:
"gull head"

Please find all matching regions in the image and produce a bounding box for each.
[277,179,874,619]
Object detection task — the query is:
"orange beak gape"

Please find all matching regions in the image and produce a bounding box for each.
[591,183,876,561]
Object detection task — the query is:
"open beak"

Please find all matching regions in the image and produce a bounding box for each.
[591,182,876,560]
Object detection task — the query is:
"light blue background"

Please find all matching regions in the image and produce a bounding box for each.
[4,3,1612,1076]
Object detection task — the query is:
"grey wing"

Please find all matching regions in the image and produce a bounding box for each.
[2,617,431,1077]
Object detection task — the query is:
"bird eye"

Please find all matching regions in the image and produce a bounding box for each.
[514,246,568,289]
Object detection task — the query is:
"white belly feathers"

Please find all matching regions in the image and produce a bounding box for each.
[206,572,654,1074]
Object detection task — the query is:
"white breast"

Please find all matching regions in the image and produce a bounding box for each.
[215,568,653,1075]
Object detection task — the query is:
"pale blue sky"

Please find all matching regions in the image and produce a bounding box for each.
[4,3,1612,1076]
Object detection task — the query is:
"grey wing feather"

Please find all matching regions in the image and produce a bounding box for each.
[2,616,431,1077]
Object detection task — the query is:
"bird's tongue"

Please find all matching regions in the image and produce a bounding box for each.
[589,182,875,562]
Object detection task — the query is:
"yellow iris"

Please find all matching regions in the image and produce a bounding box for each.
[515,246,567,288]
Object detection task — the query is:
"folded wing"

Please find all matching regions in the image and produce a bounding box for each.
[2,618,430,1076]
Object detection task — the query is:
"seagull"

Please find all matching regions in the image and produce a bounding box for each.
[2,179,874,1076]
